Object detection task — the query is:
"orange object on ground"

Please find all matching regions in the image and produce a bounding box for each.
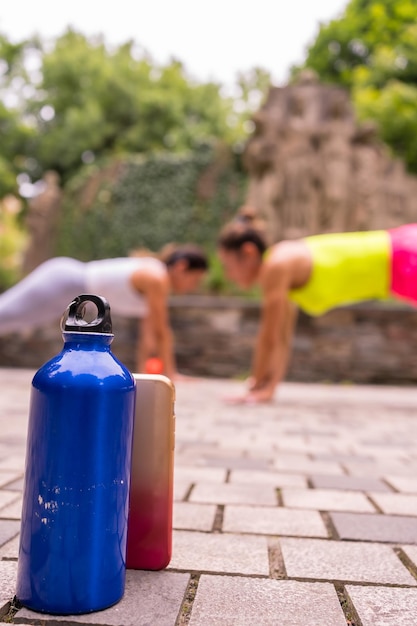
[145,357,164,374]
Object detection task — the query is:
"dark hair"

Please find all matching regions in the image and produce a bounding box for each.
[160,244,208,271]
[217,206,268,254]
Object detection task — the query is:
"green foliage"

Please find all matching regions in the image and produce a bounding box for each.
[28,29,250,183]
[0,103,35,196]
[296,0,417,173]
[203,252,229,293]
[0,29,271,286]
[298,0,417,88]
[0,27,272,212]
[56,145,247,262]
[0,198,27,291]
[354,79,417,171]
[0,36,36,196]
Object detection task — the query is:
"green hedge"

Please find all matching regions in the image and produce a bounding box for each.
[56,144,247,261]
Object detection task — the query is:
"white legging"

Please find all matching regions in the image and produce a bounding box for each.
[0,257,87,335]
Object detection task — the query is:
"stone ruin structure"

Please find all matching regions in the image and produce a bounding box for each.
[244,71,417,241]
[22,170,62,275]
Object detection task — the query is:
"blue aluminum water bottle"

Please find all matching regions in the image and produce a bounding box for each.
[16,294,135,614]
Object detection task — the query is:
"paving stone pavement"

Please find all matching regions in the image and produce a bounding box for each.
[1,368,417,625]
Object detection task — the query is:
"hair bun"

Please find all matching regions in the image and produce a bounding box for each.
[218,205,268,253]
[236,205,258,225]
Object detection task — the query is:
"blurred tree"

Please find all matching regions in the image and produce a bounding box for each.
[296,0,417,172]
[0,35,36,196]
[0,195,27,290]
[298,0,417,88]
[28,29,256,182]
[236,67,272,109]
[0,28,273,212]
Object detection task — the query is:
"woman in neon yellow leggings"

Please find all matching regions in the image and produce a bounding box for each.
[217,207,417,403]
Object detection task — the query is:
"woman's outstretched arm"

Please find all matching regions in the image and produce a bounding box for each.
[143,284,175,379]
[131,271,176,379]
[249,298,298,401]
[246,289,295,400]
[231,253,297,403]
[136,316,157,372]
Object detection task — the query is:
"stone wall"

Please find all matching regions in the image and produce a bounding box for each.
[244,71,417,240]
[1,296,417,385]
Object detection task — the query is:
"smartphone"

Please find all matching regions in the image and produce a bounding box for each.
[126,373,175,570]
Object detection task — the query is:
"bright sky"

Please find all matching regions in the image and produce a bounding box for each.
[0,0,348,87]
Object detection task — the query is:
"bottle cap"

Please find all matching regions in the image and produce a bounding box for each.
[61,294,113,333]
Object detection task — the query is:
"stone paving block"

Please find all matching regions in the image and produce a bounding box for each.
[312,452,373,462]
[182,446,254,463]
[0,490,20,510]
[229,469,307,488]
[273,456,344,475]
[343,460,410,477]
[169,530,269,575]
[176,440,218,450]
[331,511,417,544]
[310,473,391,492]
[244,442,287,458]
[0,519,20,547]
[280,537,416,585]
[400,544,417,569]
[174,466,227,484]
[273,452,311,463]
[189,482,277,506]
[200,456,272,470]
[173,502,217,531]
[274,441,323,455]
[0,496,22,519]
[385,475,417,494]
[345,585,417,626]
[16,570,189,625]
[223,505,328,537]
[285,427,339,438]
[282,487,375,512]
[0,471,22,488]
[189,575,346,626]
[174,479,191,501]
[0,455,25,472]
[3,477,24,491]
[397,463,417,477]
[0,534,19,559]
[0,560,17,616]
[354,441,411,462]
[179,445,255,460]
[369,491,417,515]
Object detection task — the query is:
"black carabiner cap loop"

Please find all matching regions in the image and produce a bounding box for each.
[61,294,113,333]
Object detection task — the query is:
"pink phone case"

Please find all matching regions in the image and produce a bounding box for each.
[126,374,175,570]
